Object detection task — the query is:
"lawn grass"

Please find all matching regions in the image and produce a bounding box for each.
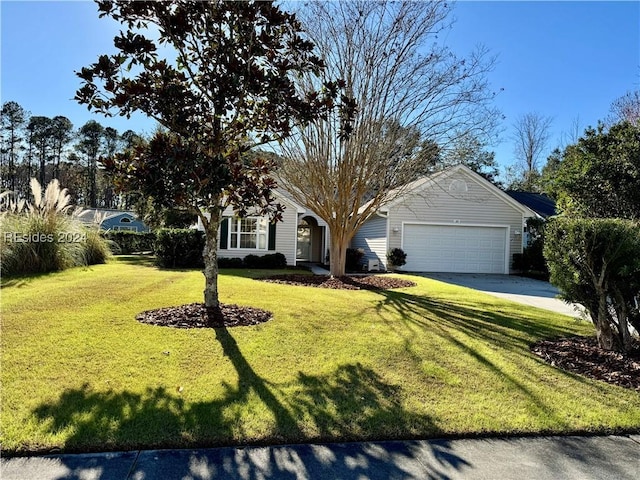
[2,256,639,454]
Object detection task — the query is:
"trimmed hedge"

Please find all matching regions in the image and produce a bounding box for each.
[243,252,287,269]
[102,231,156,254]
[154,228,205,268]
[217,257,244,268]
[544,217,640,352]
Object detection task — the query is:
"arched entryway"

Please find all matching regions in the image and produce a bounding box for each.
[297,216,325,263]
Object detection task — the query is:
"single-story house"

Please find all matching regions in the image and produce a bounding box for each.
[76,209,150,232]
[200,164,537,274]
[352,165,537,273]
[200,190,330,267]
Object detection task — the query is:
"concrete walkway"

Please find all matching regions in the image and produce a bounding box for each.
[420,273,586,318]
[3,435,639,480]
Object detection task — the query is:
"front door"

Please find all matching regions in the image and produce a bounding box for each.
[297,225,312,261]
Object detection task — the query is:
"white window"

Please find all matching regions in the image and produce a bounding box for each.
[229,217,268,250]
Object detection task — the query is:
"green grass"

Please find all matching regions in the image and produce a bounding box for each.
[2,257,639,454]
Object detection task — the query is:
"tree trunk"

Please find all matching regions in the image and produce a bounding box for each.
[329,230,349,277]
[594,292,619,351]
[203,206,221,309]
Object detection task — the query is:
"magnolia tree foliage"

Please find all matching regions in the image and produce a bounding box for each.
[76,0,341,308]
[278,0,501,276]
[544,217,640,353]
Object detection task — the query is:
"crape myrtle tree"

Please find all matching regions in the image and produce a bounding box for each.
[278,0,501,276]
[76,0,344,309]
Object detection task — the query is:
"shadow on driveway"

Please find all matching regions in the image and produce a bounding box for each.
[418,273,584,318]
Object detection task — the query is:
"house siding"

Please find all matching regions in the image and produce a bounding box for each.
[217,201,298,266]
[351,214,388,269]
[386,169,525,272]
[102,214,149,232]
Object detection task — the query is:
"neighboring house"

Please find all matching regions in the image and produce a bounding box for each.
[352,165,537,273]
[198,164,537,274]
[505,191,557,219]
[77,208,151,232]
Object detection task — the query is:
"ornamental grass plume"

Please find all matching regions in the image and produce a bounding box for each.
[0,179,110,276]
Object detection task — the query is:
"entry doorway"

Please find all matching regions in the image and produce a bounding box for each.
[296,216,324,263]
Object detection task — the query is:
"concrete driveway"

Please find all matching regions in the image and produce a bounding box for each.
[420,273,585,318]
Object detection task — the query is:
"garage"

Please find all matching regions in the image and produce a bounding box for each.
[402,224,508,274]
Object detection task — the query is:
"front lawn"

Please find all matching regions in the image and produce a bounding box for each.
[2,257,639,454]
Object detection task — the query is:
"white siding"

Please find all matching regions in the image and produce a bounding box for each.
[195,193,299,266]
[351,214,388,269]
[387,169,525,273]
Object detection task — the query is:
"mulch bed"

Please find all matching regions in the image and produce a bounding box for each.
[136,303,272,329]
[531,336,640,391]
[260,274,417,290]
[135,275,413,329]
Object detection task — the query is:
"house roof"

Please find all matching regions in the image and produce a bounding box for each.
[506,191,557,218]
[366,164,537,217]
[76,208,139,224]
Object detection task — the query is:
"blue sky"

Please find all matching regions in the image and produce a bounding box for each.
[2,1,638,175]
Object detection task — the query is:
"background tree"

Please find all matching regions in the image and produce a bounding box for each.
[76,0,336,309]
[609,90,640,126]
[443,131,500,185]
[1,101,28,192]
[278,0,501,276]
[76,120,105,207]
[510,112,553,191]
[50,116,74,181]
[547,121,640,220]
[27,116,54,188]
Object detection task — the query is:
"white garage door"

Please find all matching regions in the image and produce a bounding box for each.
[403,224,508,274]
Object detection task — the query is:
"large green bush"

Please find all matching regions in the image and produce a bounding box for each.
[0,179,110,276]
[154,228,205,268]
[544,217,640,353]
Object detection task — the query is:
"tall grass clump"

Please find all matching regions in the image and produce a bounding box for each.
[0,179,111,276]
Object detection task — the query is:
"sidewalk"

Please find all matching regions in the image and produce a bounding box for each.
[3,435,639,480]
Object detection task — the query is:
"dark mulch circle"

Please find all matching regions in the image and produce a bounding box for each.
[260,274,417,290]
[136,302,272,328]
[531,336,640,391]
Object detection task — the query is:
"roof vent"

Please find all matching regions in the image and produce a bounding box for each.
[449,179,468,193]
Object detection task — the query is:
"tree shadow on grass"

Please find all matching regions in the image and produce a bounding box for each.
[372,289,616,426]
[25,327,469,479]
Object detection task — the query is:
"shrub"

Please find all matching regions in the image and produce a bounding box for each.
[0,179,111,276]
[260,252,287,269]
[544,217,640,353]
[345,248,365,272]
[154,228,205,268]
[515,217,549,278]
[103,230,156,254]
[387,248,407,268]
[218,257,244,268]
[242,252,287,269]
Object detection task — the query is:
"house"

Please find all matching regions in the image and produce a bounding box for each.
[76,208,150,232]
[505,191,556,219]
[205,190,330,267]
[351,165,536,273]
[200,164,536,273]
